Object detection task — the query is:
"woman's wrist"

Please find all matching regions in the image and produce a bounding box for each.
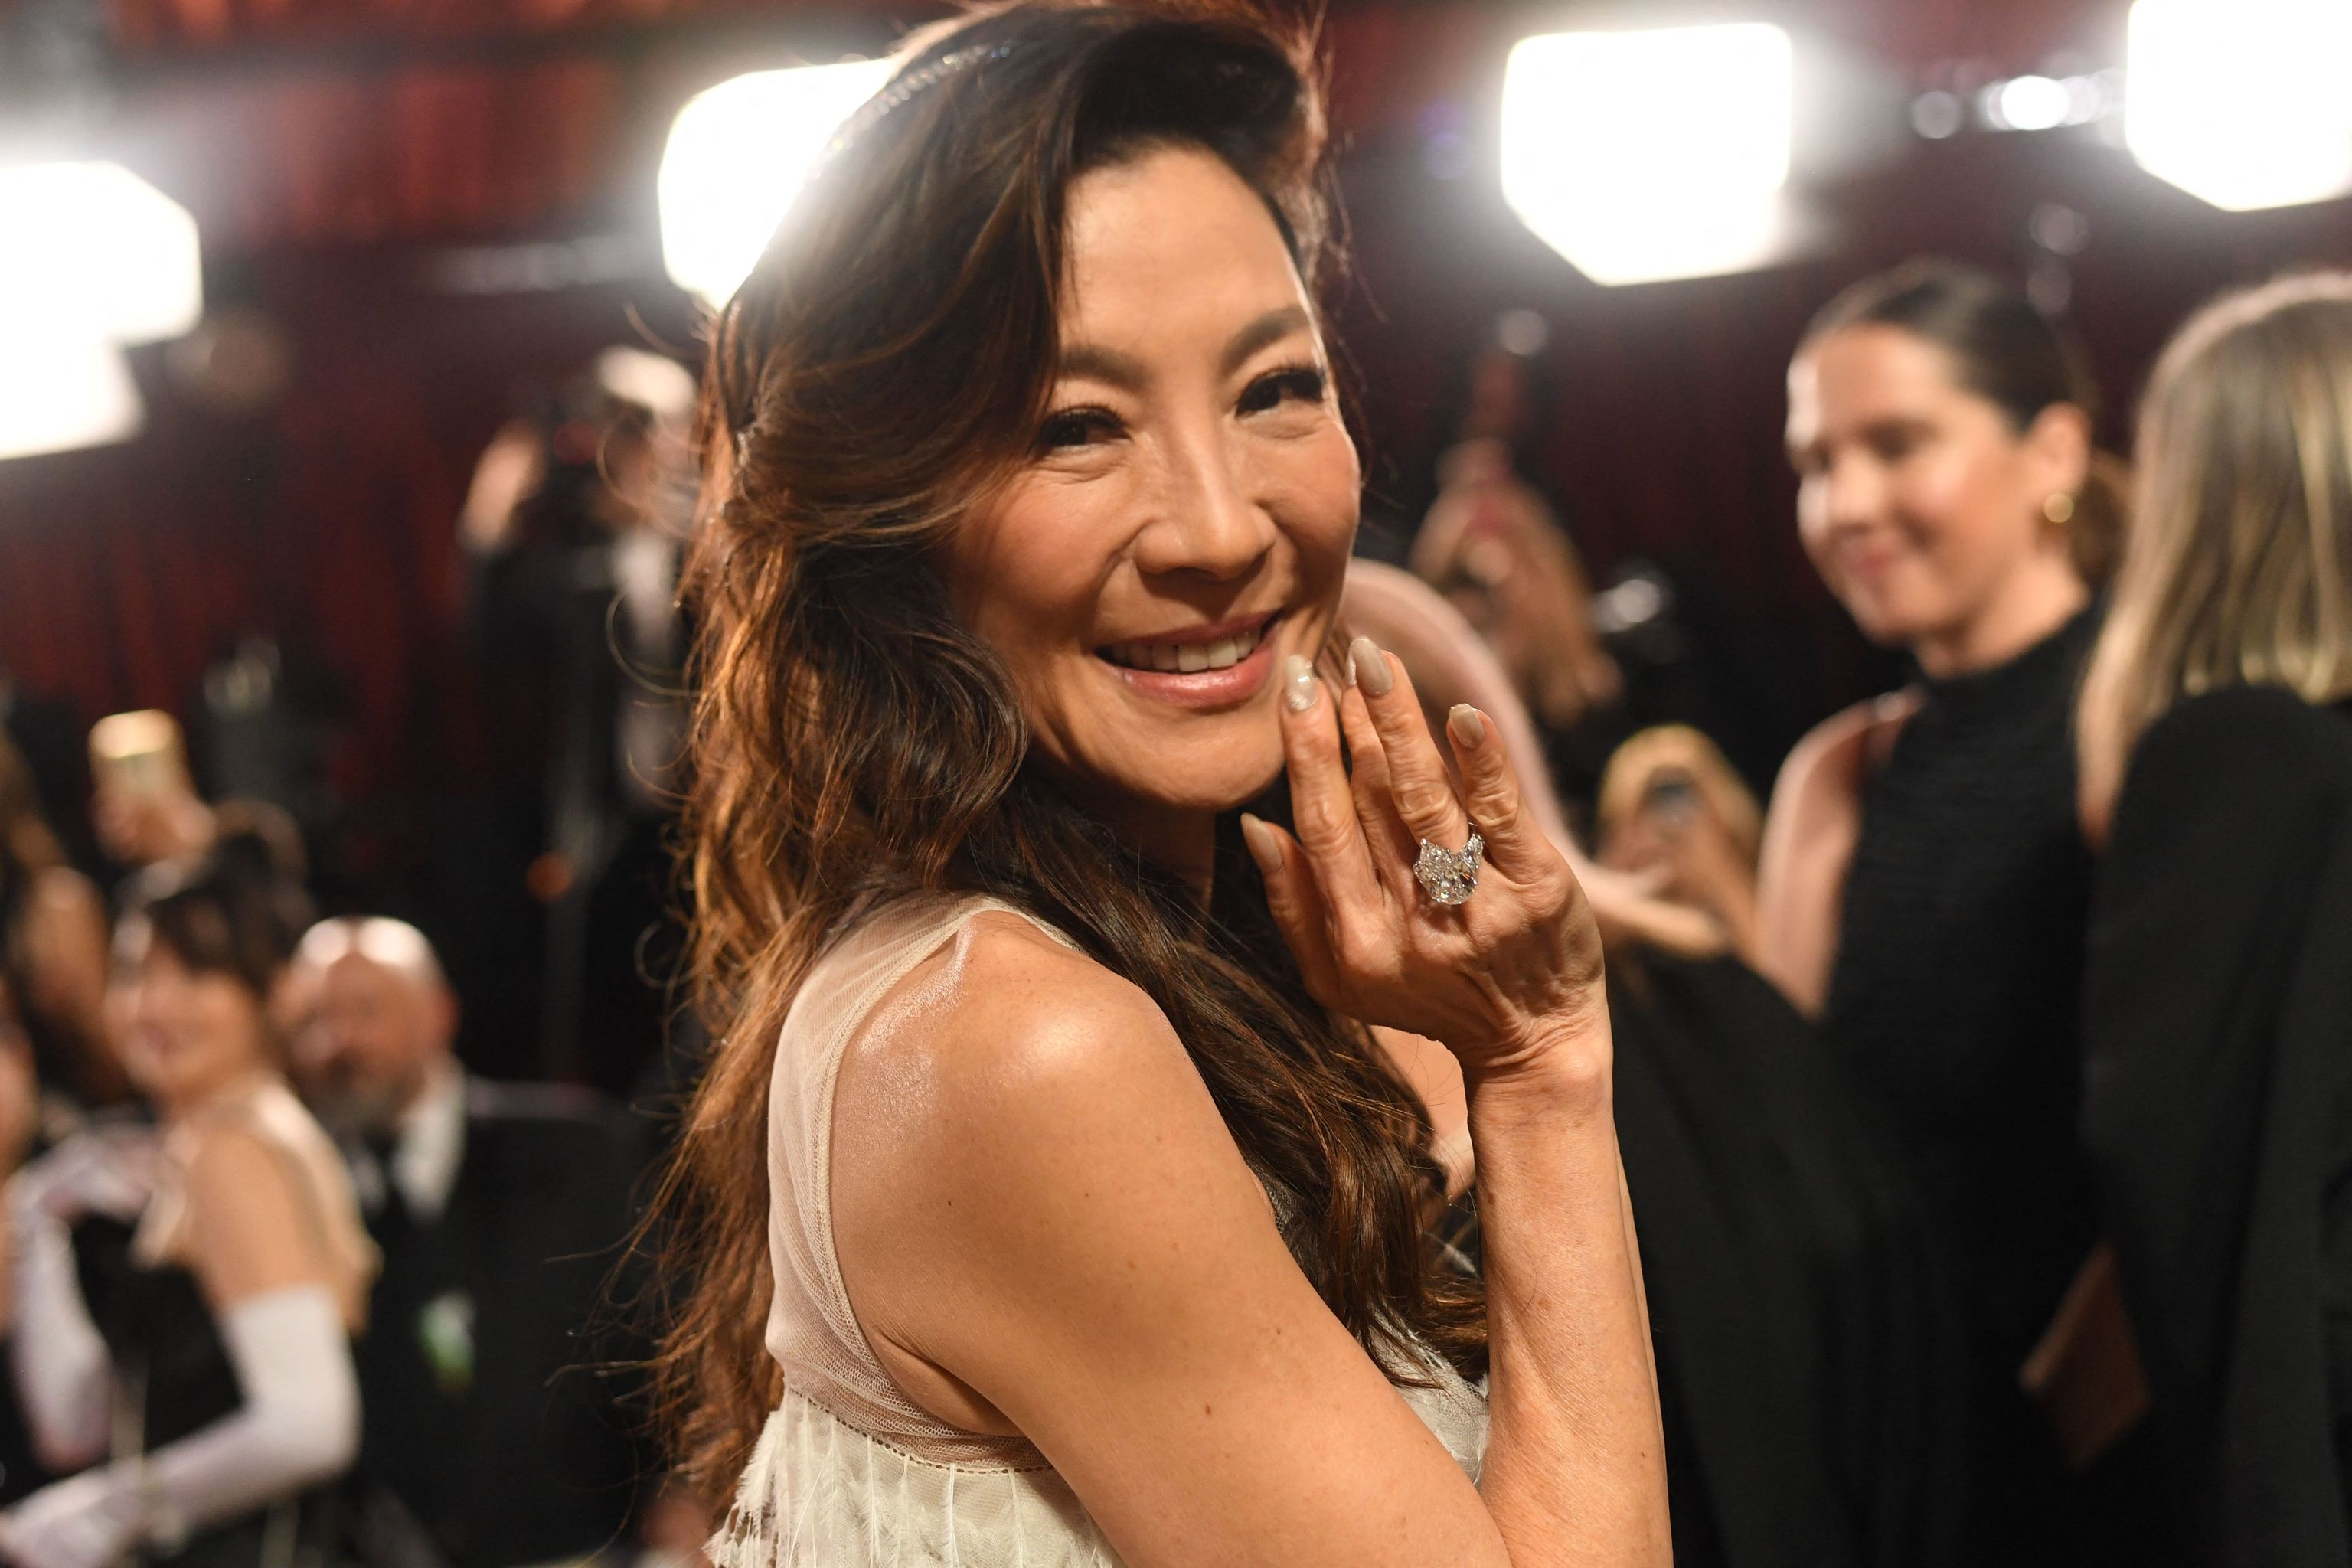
[1462,1010,1614,1124]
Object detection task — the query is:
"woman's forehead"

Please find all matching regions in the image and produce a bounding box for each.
[1057,147,1312,348]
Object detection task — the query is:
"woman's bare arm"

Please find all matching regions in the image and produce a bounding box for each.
[1246,649,1668,1566]
[1753,693,1918,1016]
[834,919,1517,1568]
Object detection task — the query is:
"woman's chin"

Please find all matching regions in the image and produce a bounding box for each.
[1093,752,1285,820]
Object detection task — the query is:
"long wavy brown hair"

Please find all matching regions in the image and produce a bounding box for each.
[647,0,1484,1501]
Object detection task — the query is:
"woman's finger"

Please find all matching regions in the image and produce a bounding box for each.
[1442,701,1554,882]
[1239,814,1341,1004]
[1276,655,1381,910]
[1348,638,1471,854]
[1335,683,1419,884]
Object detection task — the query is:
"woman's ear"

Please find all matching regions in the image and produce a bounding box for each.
[2024,401,2094,503]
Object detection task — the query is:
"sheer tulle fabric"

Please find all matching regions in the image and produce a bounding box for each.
[710,895,1489,1566]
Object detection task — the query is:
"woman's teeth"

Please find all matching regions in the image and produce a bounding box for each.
[1106,623,1263,674]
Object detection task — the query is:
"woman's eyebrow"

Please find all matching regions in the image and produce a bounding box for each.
[1058,341,1148,390]
[1055,305,1313,390]
[1221,305,1312,377]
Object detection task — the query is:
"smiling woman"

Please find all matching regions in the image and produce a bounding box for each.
[1756,261,2135,1563]
[648,4,1669,1566]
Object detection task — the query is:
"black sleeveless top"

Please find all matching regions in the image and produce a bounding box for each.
[1824,603,2102,1380]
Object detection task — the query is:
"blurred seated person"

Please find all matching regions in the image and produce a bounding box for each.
[1594,727,1764,968]
[460,350,697,1095]
[287,917,648,1568]
[1346,561,1966,1568]
[1408,439,1626,816]
[2,738,124,1111]
[0,831,371,1568]
[2073,272,2352,1562]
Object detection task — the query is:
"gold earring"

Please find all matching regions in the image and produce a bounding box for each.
[2043,492,2076,525]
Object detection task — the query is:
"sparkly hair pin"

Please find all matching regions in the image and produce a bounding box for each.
[822,41,1015,162]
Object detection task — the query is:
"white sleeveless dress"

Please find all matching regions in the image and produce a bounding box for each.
[710,894,1490,1567]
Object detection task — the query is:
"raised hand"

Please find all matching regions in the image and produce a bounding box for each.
[1240,637,1608,1086]
[12,1127,161,1226]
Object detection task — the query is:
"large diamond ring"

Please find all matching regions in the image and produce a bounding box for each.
[1413,829,1484,906]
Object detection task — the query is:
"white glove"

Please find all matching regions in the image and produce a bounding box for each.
[139,1283,360,1539]
[5,1181,115,1472]
[13,1129,158,1226]
[0,1285,358,1568]
[0,1468,140,1568]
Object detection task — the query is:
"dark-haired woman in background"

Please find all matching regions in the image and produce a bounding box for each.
[0,835,374,1568]
[651,3,1670,1564]
[1756,260,2127,1558]
[2076,273,2352,1566]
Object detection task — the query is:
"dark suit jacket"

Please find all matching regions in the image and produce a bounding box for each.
[353,1079,651,1568]
[2084,688,2352,1566]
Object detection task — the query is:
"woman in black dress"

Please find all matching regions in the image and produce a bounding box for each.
[2,834,374,1568]
[1351,560,1968,1567]
[1756,260,2125,1559]
[2074,272,2352,1566]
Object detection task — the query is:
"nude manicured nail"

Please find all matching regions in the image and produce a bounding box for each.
[1239,812,1281,874]
[1448,704,1485,749]
[1348,636,1393,696]
[1282,655,1319,713]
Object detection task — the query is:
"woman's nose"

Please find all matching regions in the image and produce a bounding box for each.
[1818,451,1890,534]
[1135,430,1277,581]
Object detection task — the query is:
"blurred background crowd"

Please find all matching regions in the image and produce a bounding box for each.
[4,0,2352,1566]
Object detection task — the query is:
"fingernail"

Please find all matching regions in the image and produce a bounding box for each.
[1348,636,1393,696]
[1282,655,1318,713]
[1238,812,1281,874]
[1448,704,1485,750]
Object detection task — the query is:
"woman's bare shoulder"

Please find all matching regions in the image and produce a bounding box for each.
[1770,690,1920,812]
[827,906,1284,1380]
[838,908,1198,1148]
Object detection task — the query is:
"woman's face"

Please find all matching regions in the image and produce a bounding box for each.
[947,144,1357,843]
[113,918,271,1113]
[1786,325,2083,663]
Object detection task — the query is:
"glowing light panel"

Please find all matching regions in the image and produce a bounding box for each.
[0,162,196,460]
[658,60,895,308]
[1994,75,2071,132]
[0,162,201,345]
[2127,0,2352,211]
[1501,24,1793,286]
[0,328,143,462]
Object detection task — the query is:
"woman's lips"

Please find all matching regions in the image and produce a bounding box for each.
[1099,616,1282,710]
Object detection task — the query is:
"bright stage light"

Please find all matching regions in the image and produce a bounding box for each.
[1501,23,1793,286]
[1993,75,2071,132]
[658,60,895,308]
[0,162,195,460]
[0,162,202,345]
[0,328,144,462]
[2126,0,2352,211]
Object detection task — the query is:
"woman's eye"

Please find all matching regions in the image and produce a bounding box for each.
[1036,408,1121,452]
[1238,365,1327,416]
[1868,425,1926,464]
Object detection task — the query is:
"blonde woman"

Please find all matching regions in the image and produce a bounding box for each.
[1592,727,1764,967]
[2074,272,2352,1563]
